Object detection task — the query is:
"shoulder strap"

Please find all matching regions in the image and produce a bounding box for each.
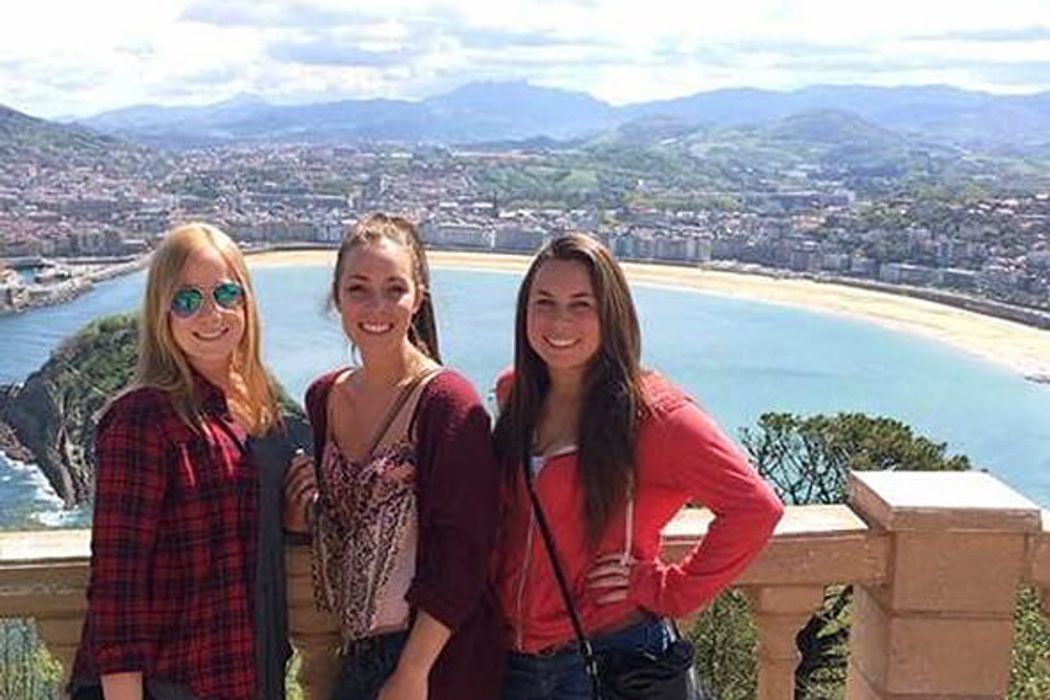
[521,447,603,700]
[405,368,444,443]
[363,370,436,458]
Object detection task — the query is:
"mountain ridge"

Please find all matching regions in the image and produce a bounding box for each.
[63,81,1050,149]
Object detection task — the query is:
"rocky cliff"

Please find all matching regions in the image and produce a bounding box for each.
[0,314,310,507]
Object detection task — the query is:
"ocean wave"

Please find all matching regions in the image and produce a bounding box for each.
[0,453,90,529]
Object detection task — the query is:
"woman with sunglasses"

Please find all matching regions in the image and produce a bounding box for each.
[282,213,504,700]
[70,222,309,700]
[493,233,784,699]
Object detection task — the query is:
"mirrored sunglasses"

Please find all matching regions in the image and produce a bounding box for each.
[170,281,245,318]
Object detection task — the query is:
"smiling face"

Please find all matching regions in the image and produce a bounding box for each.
[336,238,423,356]
[526,259,602,378]
[168,245,247,377]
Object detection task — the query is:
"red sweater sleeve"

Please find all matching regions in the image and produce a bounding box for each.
[628,401,784,617]
[407,372,501,630]
[86,390,169,674]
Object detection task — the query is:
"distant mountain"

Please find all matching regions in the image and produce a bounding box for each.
[77,81,615,147]
[0,104,143,163]
[764,109,905,149]
[74,82,1050,151]
[623,84,1050,150]
[83,93,270,132]
[423,80,614,141]
[572,107,1027,198]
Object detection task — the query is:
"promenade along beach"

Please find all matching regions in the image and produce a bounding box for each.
[248,248,1050,383]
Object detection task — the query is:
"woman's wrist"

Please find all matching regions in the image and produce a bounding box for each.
[392,658,430,681]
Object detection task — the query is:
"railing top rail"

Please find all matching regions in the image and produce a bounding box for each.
[0,529,89,566]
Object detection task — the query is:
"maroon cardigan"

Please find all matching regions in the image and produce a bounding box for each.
[305,368,505,699]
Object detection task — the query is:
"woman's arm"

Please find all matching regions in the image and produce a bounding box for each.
[282,450,317,533]
[626,401,784,617]
[406,373,501,636]
[88,392,170,690]
[378,611,452,700]
[100,672,144,700]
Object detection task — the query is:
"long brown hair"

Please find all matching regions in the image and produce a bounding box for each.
[331,213,442,363]
[494,233,648,543]
[134,222,281,435]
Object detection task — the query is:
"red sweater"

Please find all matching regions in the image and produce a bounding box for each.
[493,372,784,652]
[306,368,505,699]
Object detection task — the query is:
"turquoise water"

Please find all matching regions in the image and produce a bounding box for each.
[1,265,1048,527]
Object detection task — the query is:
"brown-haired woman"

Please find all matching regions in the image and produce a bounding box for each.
[492,233,784,699]
[70,223,307,700]
[283,213,504,700]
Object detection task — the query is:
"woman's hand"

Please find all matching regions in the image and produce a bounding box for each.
[586,552,632,605]
[377,666,428,700]
[282,450,317,533]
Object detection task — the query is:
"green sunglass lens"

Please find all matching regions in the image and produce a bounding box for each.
[171,289,204,317]
[213,282,244,309]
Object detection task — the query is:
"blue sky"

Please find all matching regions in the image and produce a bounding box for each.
[2,0,1049,118]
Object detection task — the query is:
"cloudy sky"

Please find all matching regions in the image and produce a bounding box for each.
[3,0,1049,118]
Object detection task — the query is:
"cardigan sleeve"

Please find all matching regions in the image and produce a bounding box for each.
[628,401,784,617]
[86,389,170,674]
[304,369,342,459]
[406,371,500,631]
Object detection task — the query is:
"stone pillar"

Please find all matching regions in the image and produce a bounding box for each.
[35,612,84,689]
[746,585,825,700]
[1032,511,1050,618]
[845,472,1041,700]
[286,543,342,700]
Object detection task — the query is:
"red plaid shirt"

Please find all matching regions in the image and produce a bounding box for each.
[72,378,259,700]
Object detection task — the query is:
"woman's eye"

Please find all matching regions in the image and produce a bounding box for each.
[533,298,554,307]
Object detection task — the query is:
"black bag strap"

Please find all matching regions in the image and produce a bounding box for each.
[521,444,604,700]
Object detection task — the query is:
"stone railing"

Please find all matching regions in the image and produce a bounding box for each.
[1,471,1048,699]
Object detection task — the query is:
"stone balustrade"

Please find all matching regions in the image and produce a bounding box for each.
[1,471,1048,699]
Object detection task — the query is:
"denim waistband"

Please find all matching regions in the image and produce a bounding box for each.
[514,612,660,658]
[342,629,410,660]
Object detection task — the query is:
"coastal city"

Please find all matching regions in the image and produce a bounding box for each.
[2,139,1049,327]
[3,3,1050,698]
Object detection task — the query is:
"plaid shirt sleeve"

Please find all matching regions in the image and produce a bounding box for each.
[86,389,170,675]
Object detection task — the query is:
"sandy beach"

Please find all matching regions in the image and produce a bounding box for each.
[247,249,1050,381]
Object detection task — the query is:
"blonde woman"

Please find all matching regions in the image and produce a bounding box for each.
[70,223,309,700]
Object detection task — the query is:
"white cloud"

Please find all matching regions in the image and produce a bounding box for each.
[0,0,1047,117]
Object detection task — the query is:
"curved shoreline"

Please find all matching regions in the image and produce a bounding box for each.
[246,249,1050,381]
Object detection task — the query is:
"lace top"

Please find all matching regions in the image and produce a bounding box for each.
[310,370,437,647]
[313,435,418,643]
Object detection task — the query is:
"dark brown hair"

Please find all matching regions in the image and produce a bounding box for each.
[493,233,648,543]
[331,213,441,363]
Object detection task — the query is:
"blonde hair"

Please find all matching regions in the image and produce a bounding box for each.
[133,222,280,435]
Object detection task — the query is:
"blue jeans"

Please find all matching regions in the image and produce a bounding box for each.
[331,631,410,700]
[501,616,673,700]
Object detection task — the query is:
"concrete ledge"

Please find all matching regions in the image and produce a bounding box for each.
[663,504,890,586]
[849,471,1042,533]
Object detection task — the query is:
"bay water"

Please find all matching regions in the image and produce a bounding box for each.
[1,264,1047,528]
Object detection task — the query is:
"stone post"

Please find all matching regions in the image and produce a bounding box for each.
[1031,511,1050,619]
[746,585,825,700]
[845,471,1041,700]
[0,531,90,691]
[35,611,83,689]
